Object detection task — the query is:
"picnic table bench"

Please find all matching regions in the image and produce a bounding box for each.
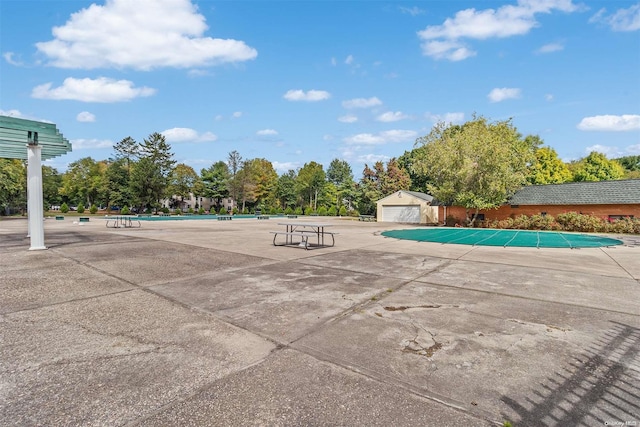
[359,215,376,222]
[270,222,337,250]
[257,215,270,220]
[217,215,233,221]
[105,215,141,228]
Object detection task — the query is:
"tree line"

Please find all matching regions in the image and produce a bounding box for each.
[1,116,638,216]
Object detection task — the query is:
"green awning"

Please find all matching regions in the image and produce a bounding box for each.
[0,115,72,160]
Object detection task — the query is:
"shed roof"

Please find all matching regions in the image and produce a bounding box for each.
[378,190,434,203]
[509,180,640,206]
[0,115,72,160]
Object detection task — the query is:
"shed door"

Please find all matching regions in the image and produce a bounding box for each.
[381,205,420,223]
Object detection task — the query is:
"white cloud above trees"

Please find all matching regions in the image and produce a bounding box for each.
[32,77,156,102]
[418,0,580,60]
[577,115,640,131]
[35,0,257,70]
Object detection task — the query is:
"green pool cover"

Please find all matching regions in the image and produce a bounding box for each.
[381,228,623,248]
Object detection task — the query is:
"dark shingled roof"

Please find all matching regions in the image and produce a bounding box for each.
[508,179,640,206]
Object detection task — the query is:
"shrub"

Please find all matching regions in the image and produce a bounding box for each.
[77,203,85,214]
[162,206,170,214]
[556,212,606,232]
[284,206,293,215]
[304,206,314,215]
[121,205,130,215]
[294,207,303,215]
[198,207,205,215]
[328,206,337,216]
[89,204,98,214]
[317,206,328,216]
[60,202,69,214]
[188,207,194,214]
[350,209,360,217]
[218,206,227,215]
[339,206,347,216]
[445,215,460,227]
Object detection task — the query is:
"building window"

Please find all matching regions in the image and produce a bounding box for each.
[608,215,634,222]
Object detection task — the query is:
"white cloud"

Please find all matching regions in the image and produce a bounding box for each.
[488,87,522,102]
[0,109,25,118]
[35,0,257,70]
[399,6,425,16]
[356,153,391,164]
[338,115,358,123]
[32,77,156,102]
[71,138,113,149]
[342,97,382,109]
[418,0,579,61]
[0,110,52,122]
[585,144,624,157]
[376,111,410,122]
[426,112,465,124]
[256,129,278,135]
[232,111,243,118]
[536,42,564,53]
[344,129,417,146]
[283,89,331,102]
[345,54,354,65]
[161,127,217,142]
[545,93,554,101]
[273,161,300,172]
[3,52,23,66]
[590,4,640,31]
[76,111,95,122]
[577,115,640,131]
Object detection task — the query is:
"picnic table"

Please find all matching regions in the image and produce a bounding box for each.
[270,222,337,250]
[105,215,141,228]
[359,215,376,221]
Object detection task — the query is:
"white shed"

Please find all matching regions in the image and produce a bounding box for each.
[376,191,438,224]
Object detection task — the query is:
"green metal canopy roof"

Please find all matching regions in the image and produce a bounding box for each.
[0,115,72,160]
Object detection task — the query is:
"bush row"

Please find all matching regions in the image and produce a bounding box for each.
[483,212,640,234]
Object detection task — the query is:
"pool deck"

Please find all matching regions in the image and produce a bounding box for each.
[1,217,639,426]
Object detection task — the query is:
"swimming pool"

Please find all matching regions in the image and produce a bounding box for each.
[381,227,623,248]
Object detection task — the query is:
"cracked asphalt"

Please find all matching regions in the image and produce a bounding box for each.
[1,216,639,426]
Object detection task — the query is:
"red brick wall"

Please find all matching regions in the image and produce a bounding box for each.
[439,204,640,224]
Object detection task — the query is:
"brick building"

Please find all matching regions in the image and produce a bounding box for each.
[440,179,640,224]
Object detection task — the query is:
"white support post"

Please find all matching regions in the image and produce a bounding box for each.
[27,144,46,250]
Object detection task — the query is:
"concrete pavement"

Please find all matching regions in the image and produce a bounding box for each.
[1,216,638,426]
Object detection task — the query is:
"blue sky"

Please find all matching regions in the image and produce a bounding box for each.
[1,0,639,176]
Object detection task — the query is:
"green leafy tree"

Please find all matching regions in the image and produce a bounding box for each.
[227,150,243,205]
[169,163,198,208]
[398,146,432,192]
[571,152,625,182]
[60,157,107,207]
[104,158,130,209]
[77,203,85,214]
[129,157,164,212]
[527,146,572,185]
[245,158,278,210]
[60,202,69,213]
[112,136,139,177]
[0,159,26,214]
[357,163,383,215]
[413,115,534,225]
[90,204,98,214]
[612,155,640,179]
[275,170,298,209]
[133,132,176,210]
[327,158,356,210]
[296,161,325,210]
[380,158,411,195]
[42,166,62,209]
[201,161,230,211]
